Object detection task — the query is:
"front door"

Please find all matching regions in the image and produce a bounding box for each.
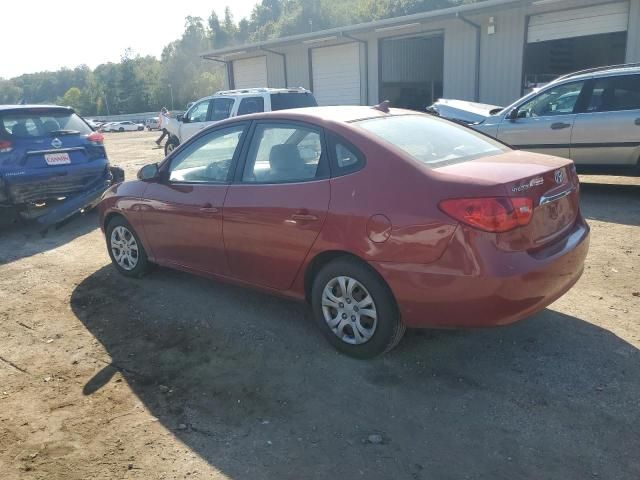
[571,74,640,166]
[141,124,247,275]
[497,80,586,159]
[223,121,330,290]
[180,99,212,142]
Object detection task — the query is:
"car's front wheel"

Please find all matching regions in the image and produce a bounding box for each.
[311,258,405,358]
[164,137,179,156]
[118,127,124,132]
[106,216,152,277]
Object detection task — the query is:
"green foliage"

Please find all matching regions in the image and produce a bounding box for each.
[0,0,479,115]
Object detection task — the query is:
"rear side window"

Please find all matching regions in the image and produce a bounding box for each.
[270,93,318,111]
[356,115,507,168]
[0,110,91,138]
[211,98,234,121]
[237,97,265,116]
[327,134,365,176]
[588,74,640,112]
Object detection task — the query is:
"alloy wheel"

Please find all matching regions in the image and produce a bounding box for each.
[110,225,139,271]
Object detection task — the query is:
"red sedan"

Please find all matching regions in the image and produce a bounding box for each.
[98,105,589,358]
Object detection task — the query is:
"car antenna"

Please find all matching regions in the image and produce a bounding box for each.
[372,100,391,113]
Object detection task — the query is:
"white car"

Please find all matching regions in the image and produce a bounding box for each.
[162,87,317,155]
[104,121,144,132]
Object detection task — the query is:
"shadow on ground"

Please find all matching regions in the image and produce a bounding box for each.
[71,265,640,479]
[579,181,640,227]
[0,211,98,265]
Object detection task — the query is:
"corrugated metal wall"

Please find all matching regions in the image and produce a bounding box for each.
[380,36,443,82]
[442,20,477,101]
[283,47,310,89]
[626,0,640,62]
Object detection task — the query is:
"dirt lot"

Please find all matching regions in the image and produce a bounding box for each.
[1,130,639,479]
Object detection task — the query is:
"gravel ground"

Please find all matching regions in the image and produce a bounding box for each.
[0,131,639,479]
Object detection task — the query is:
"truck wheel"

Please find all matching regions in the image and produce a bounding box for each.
[109,166,125,184]
[164,137,179,156]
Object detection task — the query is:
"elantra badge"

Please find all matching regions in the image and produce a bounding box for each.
[554,169,565,184]
[51,138,62,149]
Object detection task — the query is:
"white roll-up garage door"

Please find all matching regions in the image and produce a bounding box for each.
[233,57,268,89]
[311,43,361,105]
[528,1,629,43]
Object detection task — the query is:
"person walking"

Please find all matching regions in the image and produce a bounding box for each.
[155,107,170,146]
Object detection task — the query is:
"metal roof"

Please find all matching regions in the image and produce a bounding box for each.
[0,104,72,112]
[201,0,530,59]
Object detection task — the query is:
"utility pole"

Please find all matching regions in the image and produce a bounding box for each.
[169,84,174,111]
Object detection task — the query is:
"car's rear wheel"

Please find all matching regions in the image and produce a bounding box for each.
[311,258,405,358]
[119,127,124,132]
[106,216,152,277]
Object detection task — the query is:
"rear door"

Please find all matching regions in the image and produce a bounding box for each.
[223,121,330,290]
[497,80,587,158]
[571,73,640,166]
[140,124,247,275]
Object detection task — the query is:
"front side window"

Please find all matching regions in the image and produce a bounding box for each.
[517,81,585,118]
[187,100,210,123]
[169,126,244,183]
[356,114,507,168]
[242,124,323,183]
[588,74,640,112]
[211,98,235,121]
[237,97,265,116]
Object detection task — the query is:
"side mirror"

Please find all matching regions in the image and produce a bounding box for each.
[138,163,159,181]
[506,108,519,120]
[177,113,186,122]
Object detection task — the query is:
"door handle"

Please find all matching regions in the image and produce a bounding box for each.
[634,118,640,126]
[200,203,219,213]
[551,122,571,130]
[291,213,318,222]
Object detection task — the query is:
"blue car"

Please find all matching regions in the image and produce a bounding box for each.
[0,105,121,226]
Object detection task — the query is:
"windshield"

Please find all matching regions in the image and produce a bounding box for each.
[0,109,92,139]
[270,92,318,111]
[356,114,507,168]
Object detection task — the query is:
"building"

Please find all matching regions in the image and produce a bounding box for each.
[201,0,640,109]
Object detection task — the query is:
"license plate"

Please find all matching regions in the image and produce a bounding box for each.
[44,152,71,165]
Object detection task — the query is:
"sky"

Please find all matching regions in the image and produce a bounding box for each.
[2,0,259,79]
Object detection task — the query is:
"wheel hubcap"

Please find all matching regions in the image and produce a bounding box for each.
[321,276,377,345]
[110,226,139,271]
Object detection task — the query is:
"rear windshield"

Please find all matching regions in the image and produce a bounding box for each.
[0,110,92,139]
[356,114,508,168]
[270,92,318,111]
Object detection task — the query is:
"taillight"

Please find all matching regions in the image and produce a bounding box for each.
[439,196,533,233]
[86,132,104,144]
[0,139,12,153]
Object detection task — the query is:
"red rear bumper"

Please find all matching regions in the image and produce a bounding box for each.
[372,217,590,329]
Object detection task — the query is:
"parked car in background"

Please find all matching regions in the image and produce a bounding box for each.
[107,121,144,132]
[428,64,640,173]
[99,105,589,358]
[99,122,116,132]
[0,105,123,225]
[145,117,160,131]
[163,87,318,155]
[85,119,103,130]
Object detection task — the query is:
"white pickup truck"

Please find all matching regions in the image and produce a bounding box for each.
[162,87,317,156]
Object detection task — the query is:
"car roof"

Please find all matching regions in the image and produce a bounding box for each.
[553,64,640,84]
[194,87,313,102]
[0,104,73,112]
[212,105,418,129]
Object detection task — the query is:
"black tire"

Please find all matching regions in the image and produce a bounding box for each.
[105,216,153,278]
[119,127,124,132]
[164,137,179,156]
[311,257,406,359]
[109,165,125,184]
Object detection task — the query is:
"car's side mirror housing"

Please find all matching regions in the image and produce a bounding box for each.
[177,113,187,123]
[506,108,519,120]
[138,163,160,181]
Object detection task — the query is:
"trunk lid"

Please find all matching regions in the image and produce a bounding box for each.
[434,150,580,250]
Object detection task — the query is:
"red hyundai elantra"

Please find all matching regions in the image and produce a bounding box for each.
[98,105,589,358]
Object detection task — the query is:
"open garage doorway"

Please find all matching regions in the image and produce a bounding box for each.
[379,34,443,111]
[523,32,627,92]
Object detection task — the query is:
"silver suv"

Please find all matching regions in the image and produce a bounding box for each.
[429,64,640,172]
[163,87,317,155]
